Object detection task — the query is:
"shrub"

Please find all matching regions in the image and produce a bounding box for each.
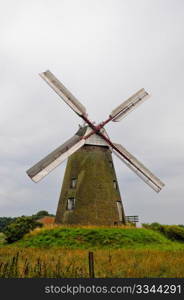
[142,223,184,242]
[32,210,55,221]
[161,226,184,242]
[35,210,49,217]
[142,222,162,231]
[4,216,43,243]
[0,217,16,232]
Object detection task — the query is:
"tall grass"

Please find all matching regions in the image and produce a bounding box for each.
[1,226,184,277]
[0,247,184,278]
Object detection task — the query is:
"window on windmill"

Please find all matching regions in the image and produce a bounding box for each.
[113,180,117,189]
[67,198,76,210]
[71,178,77,188]
[117,201,123,221]
[109,161,113,168]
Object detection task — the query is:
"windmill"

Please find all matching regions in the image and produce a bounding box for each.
[27,71,164,225]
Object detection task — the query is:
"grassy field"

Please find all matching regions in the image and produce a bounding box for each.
[0,233,5,246]
[0,247,184,278]
[0,226,184,278]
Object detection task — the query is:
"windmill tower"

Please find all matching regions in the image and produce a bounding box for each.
[55,126,125,225]
[27,71,164,225]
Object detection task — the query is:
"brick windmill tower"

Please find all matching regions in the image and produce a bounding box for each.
[27,71,164,225]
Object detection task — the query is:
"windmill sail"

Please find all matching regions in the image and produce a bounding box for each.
[40,70,87,117]
[27,135,85,182]
[112,143,164,192]
[110,88,149,122]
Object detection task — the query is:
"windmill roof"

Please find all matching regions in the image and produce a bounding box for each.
[76,125,110,148]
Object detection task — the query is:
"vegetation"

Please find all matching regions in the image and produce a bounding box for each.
[4,216,43,243]
[0,233,6,246]
[1,223,184,278]
[0,247,184,278]
[0,211,54,232]
[32,210,55,220]
[34,210,50,217]
[13,226,184,250]
[0,217,16,232]
[142,223,184,242]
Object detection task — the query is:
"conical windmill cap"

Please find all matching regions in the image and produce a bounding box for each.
[76,125,111,148]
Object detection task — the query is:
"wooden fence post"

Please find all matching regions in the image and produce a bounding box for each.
[88,251,95,278]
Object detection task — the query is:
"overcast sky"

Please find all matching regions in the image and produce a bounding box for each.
[0,0,184,224]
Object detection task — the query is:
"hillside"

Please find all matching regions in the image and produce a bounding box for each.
[1,227,184,278]
[0,233,5,246]
[15,226,184,250]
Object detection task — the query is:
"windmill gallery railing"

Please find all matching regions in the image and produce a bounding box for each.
[114,216,139,226]
[125,216,139,225]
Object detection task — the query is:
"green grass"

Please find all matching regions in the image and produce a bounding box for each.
[14,226,184,250]
[1,227,184,277]
[0,233,6,246]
